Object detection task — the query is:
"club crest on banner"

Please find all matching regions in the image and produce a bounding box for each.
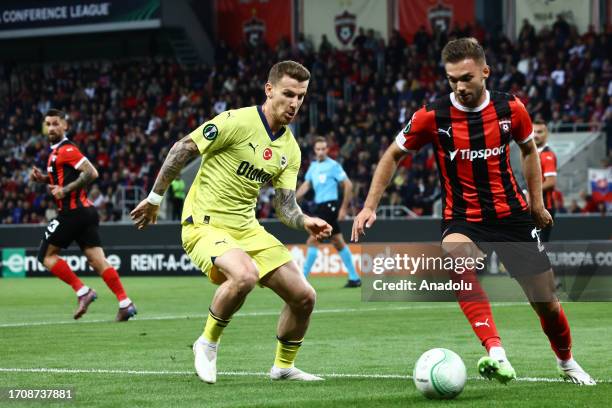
[334,10,357,45]
[244,15,265,46]
[428,2,453,32]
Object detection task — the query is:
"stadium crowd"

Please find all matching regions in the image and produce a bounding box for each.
[1,16,611,224]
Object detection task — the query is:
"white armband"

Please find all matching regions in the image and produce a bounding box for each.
[146,191,164,206]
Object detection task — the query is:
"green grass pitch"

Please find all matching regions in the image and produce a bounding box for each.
[0,276,610,407]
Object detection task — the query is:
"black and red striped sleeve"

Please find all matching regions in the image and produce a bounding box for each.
[395,107,435,152]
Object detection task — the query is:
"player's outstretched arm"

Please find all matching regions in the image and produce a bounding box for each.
[518,139,552,229]
[131,136,199,230]
[273,188,332,240]
[50,160,98,200]
[351,143,407,242]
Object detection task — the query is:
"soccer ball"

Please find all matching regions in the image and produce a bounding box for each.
[413,348,467,399]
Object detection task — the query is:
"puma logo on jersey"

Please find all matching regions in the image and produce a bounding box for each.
[236,161,272,183]
[438,127,452,138]
[248,142,258,154]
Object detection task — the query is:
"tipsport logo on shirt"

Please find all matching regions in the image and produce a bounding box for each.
[448,146,506,162]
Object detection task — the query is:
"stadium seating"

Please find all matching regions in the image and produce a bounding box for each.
[1,20,610,224]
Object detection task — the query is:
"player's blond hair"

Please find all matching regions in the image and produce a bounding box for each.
[268,60,311,84]
[441,37,486,64]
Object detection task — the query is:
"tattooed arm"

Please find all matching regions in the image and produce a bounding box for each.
[63,161,98,193]
[151,136,200,196]
[49,160,98,200]
[273,188,305,230]
[273,188,332,239]
[131,136,200,230]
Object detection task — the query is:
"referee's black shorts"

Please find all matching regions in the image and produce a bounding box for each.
[38,207,102,262]
[313,200,341,235]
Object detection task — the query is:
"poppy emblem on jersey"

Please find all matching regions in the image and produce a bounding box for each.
[263,148,273,160]
[499,118,511,135]
[280,154,287,169]
[203,124,218,141]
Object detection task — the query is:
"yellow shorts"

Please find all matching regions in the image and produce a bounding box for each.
[181,223,293,285]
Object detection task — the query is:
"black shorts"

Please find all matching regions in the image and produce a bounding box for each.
[313,200,341,235]
[38,207,102,261]
[441,212,551,277]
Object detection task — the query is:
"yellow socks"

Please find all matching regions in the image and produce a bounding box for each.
[202,308,231,343]
[274,337,303,368]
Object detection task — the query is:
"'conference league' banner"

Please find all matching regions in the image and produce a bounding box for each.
[0,0,160,39]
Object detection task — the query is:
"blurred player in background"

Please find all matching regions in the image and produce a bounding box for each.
[352,38,595,385]
[533,120,557,242]
[131,61,331,383]
[30,109,136,321]
[296,137,361,287]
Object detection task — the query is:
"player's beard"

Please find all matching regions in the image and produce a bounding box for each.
[48,132,63,144]
[457,83,485,108]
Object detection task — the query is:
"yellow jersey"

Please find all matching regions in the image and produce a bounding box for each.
[182,106,301,231]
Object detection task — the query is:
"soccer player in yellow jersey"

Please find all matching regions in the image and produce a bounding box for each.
[131,61,332,383]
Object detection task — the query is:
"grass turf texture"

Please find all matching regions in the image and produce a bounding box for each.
[0,276,610,407]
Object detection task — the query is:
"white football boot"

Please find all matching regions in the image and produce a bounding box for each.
[558,359,596,385]
[193,337,218,384]
[269,366,324,381]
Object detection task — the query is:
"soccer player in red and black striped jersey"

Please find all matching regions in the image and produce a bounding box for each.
[352,38,595,385]
[533,120,557,242]
[30,109,136,321]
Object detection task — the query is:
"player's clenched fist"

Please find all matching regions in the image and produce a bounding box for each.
[130,199,160,230]
[531,205,553,230]
[30,166,46,183]
[351,207,376,242]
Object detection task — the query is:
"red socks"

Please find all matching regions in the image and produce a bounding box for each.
[539,305,572,360]
[454,269,501,351]
[50,259,84,292]
[459,300,501,352]
[101,267,128,301]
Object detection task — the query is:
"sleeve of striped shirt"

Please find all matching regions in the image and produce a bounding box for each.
[510,97,534,144]
[540,151,557,177]
[395,107,434,152]
[60,145,87,169]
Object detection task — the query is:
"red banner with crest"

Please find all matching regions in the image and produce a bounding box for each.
[215,0,293,48]
[397,0,475,42]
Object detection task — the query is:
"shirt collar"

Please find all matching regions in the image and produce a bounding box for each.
[50,137,68,150]
[450,90,490,112]
[537,144,548,153]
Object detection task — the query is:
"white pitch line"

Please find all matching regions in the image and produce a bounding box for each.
[0,303,528,329]
[0,367,609,384]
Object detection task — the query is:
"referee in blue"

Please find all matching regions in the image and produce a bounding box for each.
[296,137,361,287]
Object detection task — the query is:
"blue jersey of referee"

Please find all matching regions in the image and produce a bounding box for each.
[304,157,348,204]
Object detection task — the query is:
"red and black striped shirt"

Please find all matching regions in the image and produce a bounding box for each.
[396,91,531,222]
[539,145,557,211]
[47,138,93,212]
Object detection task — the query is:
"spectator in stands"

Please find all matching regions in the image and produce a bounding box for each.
[2,19,611,223]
